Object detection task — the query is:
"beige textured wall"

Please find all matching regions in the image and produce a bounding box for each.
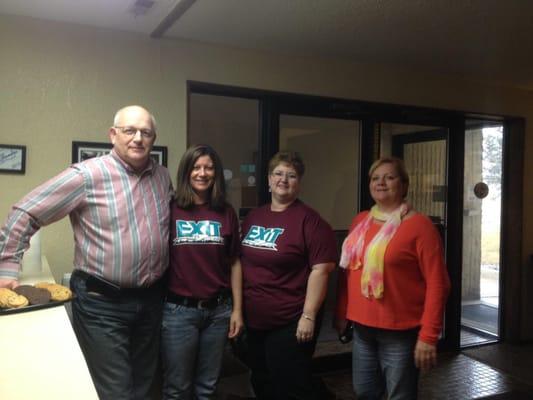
[1,15,532,327]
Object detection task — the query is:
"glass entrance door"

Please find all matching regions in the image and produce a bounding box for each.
[461,121,503,346]
[188,83,519,355]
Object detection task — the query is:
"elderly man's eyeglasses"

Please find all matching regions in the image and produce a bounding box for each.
[114,126,155,139]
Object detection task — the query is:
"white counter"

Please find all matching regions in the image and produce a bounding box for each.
[0,257,98,399]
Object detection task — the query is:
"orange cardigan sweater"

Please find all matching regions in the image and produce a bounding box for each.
[336,211,450,345]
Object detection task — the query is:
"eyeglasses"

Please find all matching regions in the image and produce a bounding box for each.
[114,126,155,139]
[271,170,298,180]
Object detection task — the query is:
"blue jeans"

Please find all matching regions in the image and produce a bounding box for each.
[352,323,419,400]
[70,271,164,400]
[161,301,232,400]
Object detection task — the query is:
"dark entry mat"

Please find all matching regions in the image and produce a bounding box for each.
[462,303,498,333]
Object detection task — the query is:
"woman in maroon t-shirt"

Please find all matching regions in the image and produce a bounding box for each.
[161,144,243,399]
[240,151,338,400]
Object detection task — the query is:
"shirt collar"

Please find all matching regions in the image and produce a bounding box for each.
[110,149,154,176]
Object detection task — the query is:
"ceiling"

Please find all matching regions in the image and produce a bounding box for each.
[1,0,532,91]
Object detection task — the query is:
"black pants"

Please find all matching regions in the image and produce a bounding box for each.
[246,319,320,400]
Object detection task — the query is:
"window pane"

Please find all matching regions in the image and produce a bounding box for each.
[279,114,361,230]
[189,93,260,217]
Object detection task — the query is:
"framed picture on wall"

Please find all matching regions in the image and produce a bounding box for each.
[0,144,26,174]
[148,146,168,167]
[72,141,168,167]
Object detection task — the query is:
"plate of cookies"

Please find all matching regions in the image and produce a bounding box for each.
[0,282,73,315]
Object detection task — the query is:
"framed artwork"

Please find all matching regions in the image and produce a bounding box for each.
[148,146,168,167]
[72,141,168,167]
[0,144,26,174]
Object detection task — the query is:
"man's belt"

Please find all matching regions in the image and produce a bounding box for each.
[72,269,163,298]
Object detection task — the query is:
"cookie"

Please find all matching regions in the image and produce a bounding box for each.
[8,293,29,308]
[34,281,54,289]
[0,288,15,308]
[0,288,29,308]
[42,283,72,301]
[14,285,51,305]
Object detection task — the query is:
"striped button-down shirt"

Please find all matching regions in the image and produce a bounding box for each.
[0,151,173,287]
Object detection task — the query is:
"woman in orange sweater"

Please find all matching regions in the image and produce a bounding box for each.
[335,157,450,400]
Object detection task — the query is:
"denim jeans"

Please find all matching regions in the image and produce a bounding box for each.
[161,301,232,400]
[246,319,320,400]
[70,271,164,400]
[352,323,419,400]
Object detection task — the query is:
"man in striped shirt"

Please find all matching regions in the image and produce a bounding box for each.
[0,105,173,399]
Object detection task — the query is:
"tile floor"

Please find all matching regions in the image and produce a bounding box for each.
[67,302,533,399]
[418,353,516,400]
[218,342,533,399]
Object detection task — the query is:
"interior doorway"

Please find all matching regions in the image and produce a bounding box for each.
[386,123,448,236]
[382,122,450,344]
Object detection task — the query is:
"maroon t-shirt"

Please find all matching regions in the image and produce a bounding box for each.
[241,200,338,330]
[167,202,239,298]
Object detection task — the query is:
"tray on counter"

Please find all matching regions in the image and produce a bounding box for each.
[0,297,72,316]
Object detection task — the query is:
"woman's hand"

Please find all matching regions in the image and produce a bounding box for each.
[414,340,437,372]
[296,315,315,343]
[228,310,244,339]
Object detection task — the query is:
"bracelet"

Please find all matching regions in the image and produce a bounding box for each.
[302,313,314,322]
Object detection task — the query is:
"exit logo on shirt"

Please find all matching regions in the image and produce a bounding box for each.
[242,225,284,251]
[174,220,224,245]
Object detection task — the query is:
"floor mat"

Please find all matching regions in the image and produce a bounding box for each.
[462,303,499,333]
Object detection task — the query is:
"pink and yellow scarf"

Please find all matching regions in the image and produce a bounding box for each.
[339,203,409,298]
